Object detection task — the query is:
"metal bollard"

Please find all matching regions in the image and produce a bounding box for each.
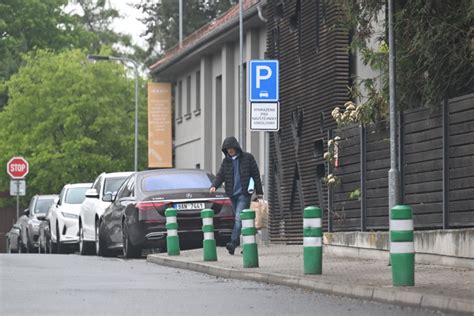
[390,205,415,286]
[241,209,259,268]
[201,208,217,261]
[303,206,322,274]
[165,208,180,256]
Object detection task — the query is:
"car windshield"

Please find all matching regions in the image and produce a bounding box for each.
[35,199,54,214]
[64,187,89,204]
[142,173,213,192]
[104,177,127,194]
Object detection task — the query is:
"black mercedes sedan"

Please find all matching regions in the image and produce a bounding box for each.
[97,169,234,258]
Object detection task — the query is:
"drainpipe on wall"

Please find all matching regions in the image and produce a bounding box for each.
[257,1,268,23]
[179,0,183,48]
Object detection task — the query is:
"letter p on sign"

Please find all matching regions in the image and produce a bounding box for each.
[256,65,272,88]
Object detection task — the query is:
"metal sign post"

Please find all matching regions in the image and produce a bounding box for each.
[10,180,26,219]
[16,180,19,220]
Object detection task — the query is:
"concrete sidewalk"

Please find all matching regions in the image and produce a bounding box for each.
[147,245,473,315]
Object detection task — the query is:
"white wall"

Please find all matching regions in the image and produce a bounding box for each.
[174,65,203,169]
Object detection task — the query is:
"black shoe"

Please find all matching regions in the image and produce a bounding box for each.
[226,242,235,255]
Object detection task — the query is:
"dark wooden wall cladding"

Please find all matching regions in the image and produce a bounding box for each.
[329,94,474,232]
[448,94,474,227]
[266,0,350,244]
[403,107,443,228]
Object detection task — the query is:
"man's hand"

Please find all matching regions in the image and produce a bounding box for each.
[209,187,216,193]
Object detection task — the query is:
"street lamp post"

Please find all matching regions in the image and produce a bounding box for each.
[87,54,139,172]
[387,0,399,211]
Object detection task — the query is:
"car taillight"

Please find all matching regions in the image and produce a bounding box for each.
[137,201,169,223]
[213,198,232,207]
[137,201,168,211]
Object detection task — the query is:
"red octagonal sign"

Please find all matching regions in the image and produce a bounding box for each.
[7,156,29,179]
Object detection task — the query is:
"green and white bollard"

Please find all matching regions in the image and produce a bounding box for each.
[241,209,259,268]
[165,208,180,256]
[390,205,415,286]
[201,208,217,261]
[303,206,322,274]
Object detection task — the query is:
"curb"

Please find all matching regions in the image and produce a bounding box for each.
[147,255,474,315]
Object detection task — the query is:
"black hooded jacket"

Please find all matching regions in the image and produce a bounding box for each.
[211,137,263,197]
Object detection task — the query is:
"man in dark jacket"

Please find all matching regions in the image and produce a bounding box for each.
[210,136,263,255]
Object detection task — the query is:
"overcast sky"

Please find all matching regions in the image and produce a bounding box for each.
[109,0,147,48]
[65,0,148,48]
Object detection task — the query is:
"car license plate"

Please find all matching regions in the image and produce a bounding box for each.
[174,202,205,210]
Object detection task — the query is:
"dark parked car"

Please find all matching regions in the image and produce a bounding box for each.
[98,169,234,258]
[6,223,22,253]
[20,195,57,252]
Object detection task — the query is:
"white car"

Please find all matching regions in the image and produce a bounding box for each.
[48,183,92,254]
[79,172,132,255]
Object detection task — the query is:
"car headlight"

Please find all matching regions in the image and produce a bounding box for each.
[61,212,79,219]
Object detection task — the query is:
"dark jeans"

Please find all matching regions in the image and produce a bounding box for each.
[230,194,251,246]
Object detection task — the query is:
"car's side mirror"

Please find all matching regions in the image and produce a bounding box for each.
[37,215,46,221]
[102,193,113,202]
[53,197,60,206]
[24,208,30,216]
[85,188,99,199]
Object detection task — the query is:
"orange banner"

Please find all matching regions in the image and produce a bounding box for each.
[148,82,172,168]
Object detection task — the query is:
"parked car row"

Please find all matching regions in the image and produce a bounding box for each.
[6,194,57,253]
[6,169,234,258]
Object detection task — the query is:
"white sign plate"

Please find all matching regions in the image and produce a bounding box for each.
[250,102,280,131]
[10,180,26,196]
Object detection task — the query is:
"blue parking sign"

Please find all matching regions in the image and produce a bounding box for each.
[249,60,279,102]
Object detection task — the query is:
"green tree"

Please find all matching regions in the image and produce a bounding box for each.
[0,0,145,108]
[136,0,234,64]
[0,49,148,200]
[0,0,78,106]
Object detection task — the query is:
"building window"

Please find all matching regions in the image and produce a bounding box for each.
[185,75,192,119]
[194,70,201,116]
[176,81,183,123]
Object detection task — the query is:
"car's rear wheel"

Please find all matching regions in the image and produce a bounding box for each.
[95,221,100,255]
[26,230,36,253]
[19,238,27,254]
[79,224,95,255]
[56,225,64,254]
[97,220,114,257]
[49,237,57,254]
[45,235,50,254]
[48,224,56,254]
[6,239,11,254]
[122,222,141,259]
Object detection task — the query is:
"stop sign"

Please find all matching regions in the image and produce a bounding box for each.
[7,156,29,179]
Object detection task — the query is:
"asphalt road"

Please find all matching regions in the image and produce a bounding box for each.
[0,254,442,316]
